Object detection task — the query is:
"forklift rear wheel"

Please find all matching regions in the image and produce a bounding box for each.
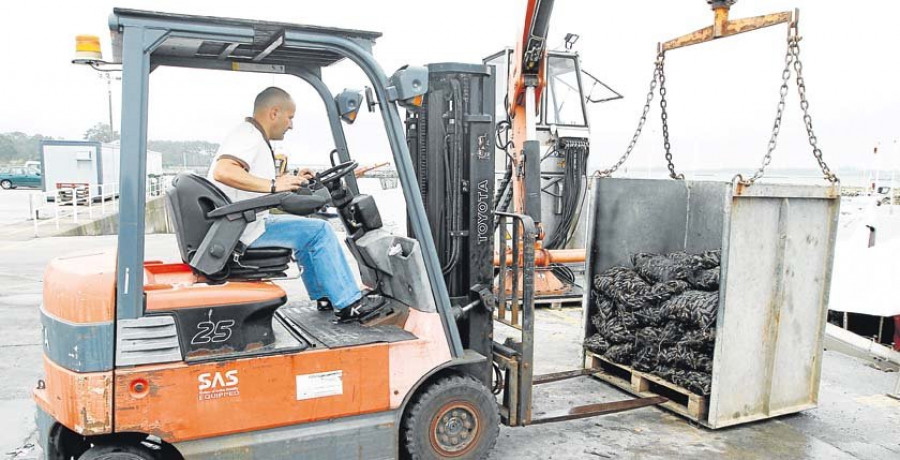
[78,444,158,460]
[402,375,499,459]
[0,180,12,190]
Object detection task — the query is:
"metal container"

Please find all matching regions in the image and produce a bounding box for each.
[582,177,841,428]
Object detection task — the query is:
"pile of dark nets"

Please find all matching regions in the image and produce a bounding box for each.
[584,250,720,395]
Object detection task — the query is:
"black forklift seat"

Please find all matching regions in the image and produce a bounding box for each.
[165,174,325,281]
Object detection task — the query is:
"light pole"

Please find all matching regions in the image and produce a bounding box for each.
[99,72,121,138]
[892,140,897,212]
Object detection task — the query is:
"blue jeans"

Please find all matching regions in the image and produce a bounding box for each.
[249,215,362,310]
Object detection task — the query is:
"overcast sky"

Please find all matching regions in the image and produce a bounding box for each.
[1,0,899,176]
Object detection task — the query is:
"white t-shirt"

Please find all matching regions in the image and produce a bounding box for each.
[207,119,276,246]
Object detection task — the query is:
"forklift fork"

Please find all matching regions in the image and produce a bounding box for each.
[492,211,665,427]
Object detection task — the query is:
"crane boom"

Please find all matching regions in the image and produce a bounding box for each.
[507,0,556,224]
[521,0,555,73]
[508,0,555,116]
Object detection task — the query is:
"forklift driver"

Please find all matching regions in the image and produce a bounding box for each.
[208,86,385,320]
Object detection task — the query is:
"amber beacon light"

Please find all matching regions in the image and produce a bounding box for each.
[73,35,103,64]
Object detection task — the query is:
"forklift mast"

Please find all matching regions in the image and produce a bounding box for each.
[406,63,496,385]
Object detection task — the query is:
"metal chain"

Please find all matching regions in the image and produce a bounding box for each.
[594,58,661,177]
[597,23,838,186]
[791,27,838,183]
[740,22,838,186]
[658,52,684,180]
[739,30,795,185]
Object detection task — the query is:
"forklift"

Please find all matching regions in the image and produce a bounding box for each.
[35,7,662,460]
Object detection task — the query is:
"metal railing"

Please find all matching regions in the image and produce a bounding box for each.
[26,182,145,236]
[492,211,537,426]
[96,182,120,217]
[28,189,64,235]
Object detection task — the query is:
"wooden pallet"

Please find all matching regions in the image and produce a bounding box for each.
[587,352,709,425]
[534,295,583,310]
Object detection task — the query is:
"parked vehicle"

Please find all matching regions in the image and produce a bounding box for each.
[0,166,42,189]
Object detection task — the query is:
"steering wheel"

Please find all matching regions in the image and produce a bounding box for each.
[314,160,358,188]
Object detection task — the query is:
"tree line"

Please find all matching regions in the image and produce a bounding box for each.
[0,123,218,168]
[0,132,55,164]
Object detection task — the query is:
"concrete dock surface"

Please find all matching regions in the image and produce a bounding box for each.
[1,232,898,459]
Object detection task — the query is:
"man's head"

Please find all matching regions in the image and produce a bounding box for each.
[253,87,296,141]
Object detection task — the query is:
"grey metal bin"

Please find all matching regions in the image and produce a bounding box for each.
[582,177,841,428]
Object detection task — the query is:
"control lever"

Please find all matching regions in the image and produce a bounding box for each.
[295,183,333,206]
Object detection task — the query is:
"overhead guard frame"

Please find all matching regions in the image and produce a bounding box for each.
[110,8,464,358]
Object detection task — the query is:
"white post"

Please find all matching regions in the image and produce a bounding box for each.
[54,191,60,231]
[874,144,881,196]
[72,188,78,224]
[892,168,897,211]
[31,194,38,237]
[892,140,898,213]
[101,183,106,216]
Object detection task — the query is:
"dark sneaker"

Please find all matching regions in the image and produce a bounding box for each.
[334,295,386,321]
[316,298,333,311]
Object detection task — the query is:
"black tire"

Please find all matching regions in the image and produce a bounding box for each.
[401,375,500,460]
[78,444,158,460]
[0,180,11,190]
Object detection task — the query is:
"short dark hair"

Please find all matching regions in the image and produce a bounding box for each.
[254,87,292,113]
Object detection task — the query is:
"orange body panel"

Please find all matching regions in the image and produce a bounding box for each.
[34,355,112,435]
[144,261,198,285]
[115,344,390,442]
[145,281,286,311]
[43,251,116,323]
[43,253,288,321]
[388,309,452,408]
[144,262,286,311]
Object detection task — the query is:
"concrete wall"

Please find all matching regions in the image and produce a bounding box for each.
[57,195,173,237]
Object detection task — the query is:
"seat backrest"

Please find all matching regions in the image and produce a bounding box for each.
[166,174,232,264]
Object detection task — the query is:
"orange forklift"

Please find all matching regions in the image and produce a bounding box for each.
[35,6,663,460]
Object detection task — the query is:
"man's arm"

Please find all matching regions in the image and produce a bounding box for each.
[213,159,305,193]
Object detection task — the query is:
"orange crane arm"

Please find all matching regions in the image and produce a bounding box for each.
[507,0,555,118]
[506,0,556,221]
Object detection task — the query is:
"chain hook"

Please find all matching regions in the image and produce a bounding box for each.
[790,8,801,35]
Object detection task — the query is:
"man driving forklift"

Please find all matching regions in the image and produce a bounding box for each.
[209,86,385,320]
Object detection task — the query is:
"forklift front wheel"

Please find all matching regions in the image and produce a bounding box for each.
[402,375,499,460]
[78,444,158,460]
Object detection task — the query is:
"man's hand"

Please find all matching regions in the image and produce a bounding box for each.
[298,167,316,181]
[274,174,307,192]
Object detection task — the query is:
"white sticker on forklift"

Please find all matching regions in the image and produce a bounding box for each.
[296,370,343,400]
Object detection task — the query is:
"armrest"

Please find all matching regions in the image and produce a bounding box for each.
[207,193,289,219]
[207,191,328,220]
[279,193,328,216]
